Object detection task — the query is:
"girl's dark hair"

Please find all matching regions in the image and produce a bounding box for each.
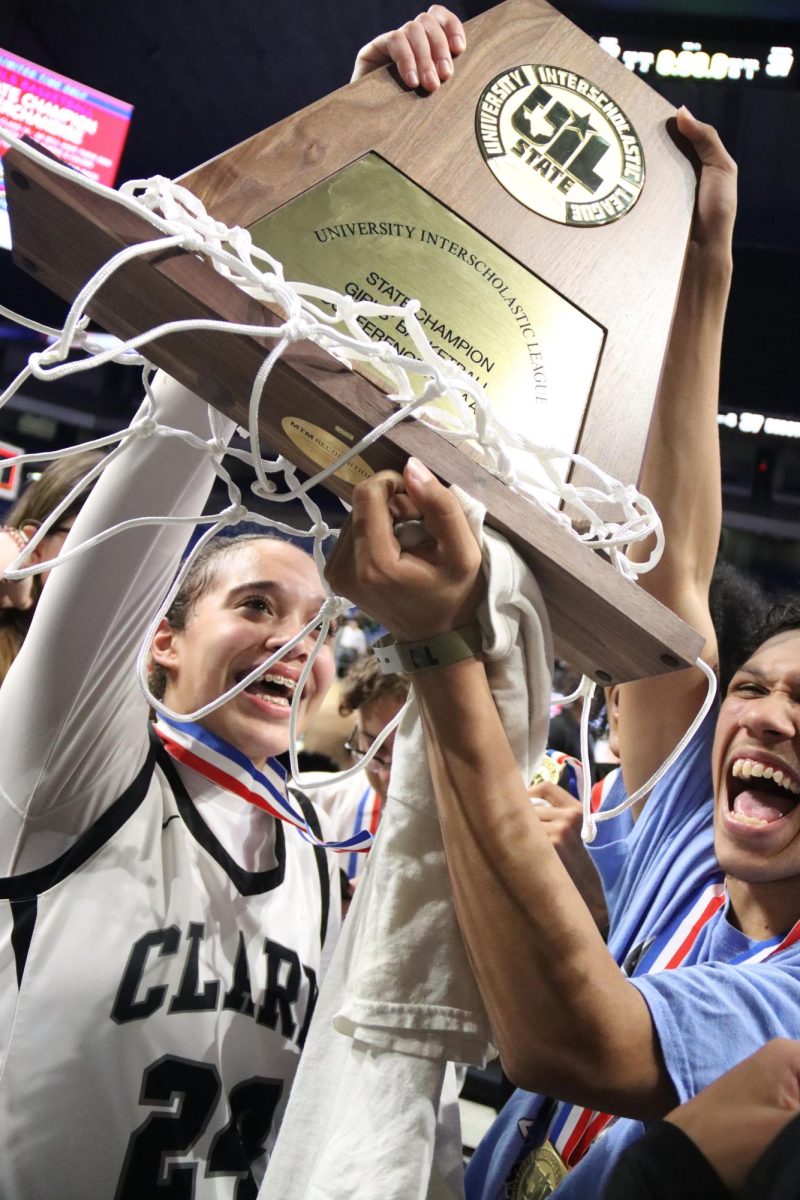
[1,450,106,686]
[0,609,32,686]
[8,449,105,530]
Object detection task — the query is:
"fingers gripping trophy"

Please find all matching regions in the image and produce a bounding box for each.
[0,5,739,1199]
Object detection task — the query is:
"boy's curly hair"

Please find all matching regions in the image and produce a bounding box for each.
[338,652,408,716]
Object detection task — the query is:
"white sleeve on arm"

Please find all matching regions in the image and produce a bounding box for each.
[0,373,236,874]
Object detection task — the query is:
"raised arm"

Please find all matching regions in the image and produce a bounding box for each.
[618,110,737,800]
[326,463,676,1117]
[0,375,234,872]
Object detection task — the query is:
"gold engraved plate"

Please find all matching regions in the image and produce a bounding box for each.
[513,1141,569,1200]
[476,66,645,227]
[281,417,374,485]
[248,153,604,504]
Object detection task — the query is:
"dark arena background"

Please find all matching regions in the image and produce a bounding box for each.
[1,0,798,590]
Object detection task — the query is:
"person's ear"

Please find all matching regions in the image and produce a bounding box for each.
[19,521,71,565]
[150,617,181,673]
[19,522,47,563]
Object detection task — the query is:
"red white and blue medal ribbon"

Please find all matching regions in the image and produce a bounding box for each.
[153,714,374,853]
[345,785,382,879]
[591,768,620,814]
[636,879,800,973]
[546,878,800,1168]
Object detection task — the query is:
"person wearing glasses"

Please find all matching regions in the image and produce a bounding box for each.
[313,652,409,886]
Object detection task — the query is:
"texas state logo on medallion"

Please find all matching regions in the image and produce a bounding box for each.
[475,65,645,227]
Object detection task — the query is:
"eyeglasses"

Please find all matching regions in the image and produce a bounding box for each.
[344,727,393,772]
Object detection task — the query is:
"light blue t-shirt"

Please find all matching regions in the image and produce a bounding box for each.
[466,708,800,1200]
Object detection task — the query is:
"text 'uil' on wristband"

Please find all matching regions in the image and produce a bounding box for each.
[372,624,483,675]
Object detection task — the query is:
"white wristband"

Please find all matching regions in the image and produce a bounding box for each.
[372,624,482,675]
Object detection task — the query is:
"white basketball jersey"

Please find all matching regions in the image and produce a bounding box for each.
[0,378,339,1199]
[311,768,382,880]
[0,741,336,1200]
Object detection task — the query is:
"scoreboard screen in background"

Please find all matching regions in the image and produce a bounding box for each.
[575,0,799,17]
[597,34,795,87]
[0,50,133,251]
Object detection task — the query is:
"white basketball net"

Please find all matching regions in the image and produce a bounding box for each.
[1,129,713,839]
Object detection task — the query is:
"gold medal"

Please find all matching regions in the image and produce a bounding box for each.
[530,753,564,787]
[512,1141,569,1200]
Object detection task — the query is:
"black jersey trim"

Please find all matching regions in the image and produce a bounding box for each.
[10,896,37,986]
[150,731,288,898]
[295,792,330,951]
[0,744,157,902]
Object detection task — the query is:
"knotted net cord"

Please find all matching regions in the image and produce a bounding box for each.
[555,662,717,844]
[0,127,715,823]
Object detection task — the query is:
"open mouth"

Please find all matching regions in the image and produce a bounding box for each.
[727,757,800,827]
[236,671,298,710]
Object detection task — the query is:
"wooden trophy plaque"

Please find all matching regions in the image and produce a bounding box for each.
[4,0,705,684]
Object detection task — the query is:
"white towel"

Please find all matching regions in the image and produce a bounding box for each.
[260,491,553,1200]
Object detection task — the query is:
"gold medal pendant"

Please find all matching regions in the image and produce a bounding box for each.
[530,754,565,788]
[512,1140,569,1200]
